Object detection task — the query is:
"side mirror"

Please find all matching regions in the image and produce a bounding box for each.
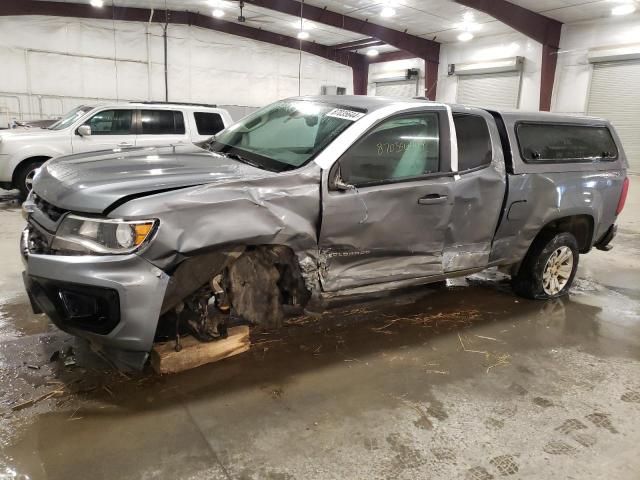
[331,165,354,191]
[77,125,91,137]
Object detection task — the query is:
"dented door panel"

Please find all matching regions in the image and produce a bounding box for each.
[443,167,506,271]
[318,176,456,292]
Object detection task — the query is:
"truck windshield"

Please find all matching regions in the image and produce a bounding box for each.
[48,105,94,131]
[205,100,362,172]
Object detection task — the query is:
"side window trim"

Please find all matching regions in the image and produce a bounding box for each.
[329,161,456,191]
[515,121,619,163]
[331,110,448,190]
[457,163,492,175]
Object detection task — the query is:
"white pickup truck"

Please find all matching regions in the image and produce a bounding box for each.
[0,102,233,197]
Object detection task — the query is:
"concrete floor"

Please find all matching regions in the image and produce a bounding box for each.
[1,179,639,480]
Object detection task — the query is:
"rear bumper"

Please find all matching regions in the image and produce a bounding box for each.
[595,224,617,251]
[21,227,170,369]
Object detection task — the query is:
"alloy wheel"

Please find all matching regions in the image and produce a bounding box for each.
[542,246,574,295]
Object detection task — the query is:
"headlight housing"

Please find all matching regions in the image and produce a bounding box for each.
[51,215,158,255]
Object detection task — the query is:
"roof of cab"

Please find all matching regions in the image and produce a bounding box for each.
[293,95,431,113]
[293,95,610,125]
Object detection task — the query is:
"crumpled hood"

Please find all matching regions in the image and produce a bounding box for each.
[33,145,270,213]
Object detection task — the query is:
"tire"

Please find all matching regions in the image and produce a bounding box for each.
[15,159,44,199]
[512,232,579,300]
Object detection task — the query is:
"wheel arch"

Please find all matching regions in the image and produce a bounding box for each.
[12,155,52,188]
[533,214,595,254]
[508,214,594,278]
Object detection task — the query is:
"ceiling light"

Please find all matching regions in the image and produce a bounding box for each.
[90,0,104,7]
[612,3,636,15]
[380,6,396,17]
[366,49,380,57]
[297,30,310,40]
[212,9,224,18]
[455,21,481,32]
[458,31,474,42]
[456,11,481,32]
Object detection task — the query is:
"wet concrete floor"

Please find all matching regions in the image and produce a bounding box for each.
[0,186,639,479]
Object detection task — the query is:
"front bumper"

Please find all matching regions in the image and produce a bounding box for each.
[21,227,170,369]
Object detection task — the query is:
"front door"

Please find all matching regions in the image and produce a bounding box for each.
[71,108,136,153]
[318,107,456,292]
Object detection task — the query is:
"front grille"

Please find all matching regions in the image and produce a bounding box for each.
[33,194,67,222]
[26,224,51,254]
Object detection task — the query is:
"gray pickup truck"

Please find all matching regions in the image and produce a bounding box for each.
[21,96,629,369]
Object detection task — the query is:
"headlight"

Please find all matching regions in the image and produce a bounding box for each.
[51,214,157,255]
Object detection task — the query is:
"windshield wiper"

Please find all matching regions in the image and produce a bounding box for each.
[224,152,268,170]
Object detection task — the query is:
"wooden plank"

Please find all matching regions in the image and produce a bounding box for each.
[151,325,250,374]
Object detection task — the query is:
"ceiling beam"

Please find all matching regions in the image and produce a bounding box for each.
[243,0,440,62]
[366,50,417,64]
[453,0,562,46]
[333,38,386,51]
[453,0,562,111]
[0,0,365,69]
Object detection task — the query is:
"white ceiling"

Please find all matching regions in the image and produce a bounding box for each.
[33,0,640,49]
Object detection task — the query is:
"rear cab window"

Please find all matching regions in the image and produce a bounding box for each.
[194,112,225,135]
[453,114,493,171]
[140,110,185,135]
[516,123,618,163]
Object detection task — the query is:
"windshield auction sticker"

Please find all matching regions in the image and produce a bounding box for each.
[326,108,366,121]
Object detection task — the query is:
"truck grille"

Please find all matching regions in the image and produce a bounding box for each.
[33,194,67,222]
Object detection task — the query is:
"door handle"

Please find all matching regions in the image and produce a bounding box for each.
[418,194,448,205]
[118,142,134,147]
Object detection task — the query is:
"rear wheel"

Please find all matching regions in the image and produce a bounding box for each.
[15,159,45,199]
[512,232,579,299]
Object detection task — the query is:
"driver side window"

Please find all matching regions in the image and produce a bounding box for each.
[85,109,133,135]
[338,112,440,187]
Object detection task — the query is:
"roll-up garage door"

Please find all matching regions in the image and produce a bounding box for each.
[375,80,418,98]
[456,71,521,109]
[587,60,640,173]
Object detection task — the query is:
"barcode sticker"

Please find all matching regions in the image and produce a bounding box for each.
[326,108,366,121]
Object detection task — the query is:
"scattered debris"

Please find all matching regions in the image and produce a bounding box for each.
[486,353,511,373]
[11,389,64,411]
[457,333,488,355]
[102,385,115,398]
[474,334,499,342]
[458,333,511,373]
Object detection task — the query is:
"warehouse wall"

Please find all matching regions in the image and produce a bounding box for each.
[367,58,426,96]
[437,32,542,111]
[365,33,542,110]
[0,15,353,126]
[552,15,640,114]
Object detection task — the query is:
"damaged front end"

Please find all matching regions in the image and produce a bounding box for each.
[156,246,313,350]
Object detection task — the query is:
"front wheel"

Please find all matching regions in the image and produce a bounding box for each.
[512,232,579,300]
[15,159,44,199]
